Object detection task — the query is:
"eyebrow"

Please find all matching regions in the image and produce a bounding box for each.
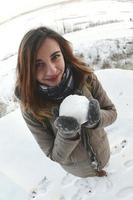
[50,50,61,57]
[36,50,61,63]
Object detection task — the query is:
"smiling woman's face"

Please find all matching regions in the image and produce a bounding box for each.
[36,38,65,87]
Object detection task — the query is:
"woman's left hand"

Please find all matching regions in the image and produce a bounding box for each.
[83,99,101,128]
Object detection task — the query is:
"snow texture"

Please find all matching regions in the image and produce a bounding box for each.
[59,94,89,124]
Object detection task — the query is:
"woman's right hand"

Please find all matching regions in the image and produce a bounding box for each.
[54,116,80,139]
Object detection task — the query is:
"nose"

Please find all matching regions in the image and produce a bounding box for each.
[46,62,57,76]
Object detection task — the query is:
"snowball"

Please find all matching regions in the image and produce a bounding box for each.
[59,94,89,124]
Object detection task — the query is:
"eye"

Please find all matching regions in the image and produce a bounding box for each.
[36,62,45,69]
[51,54,61,61]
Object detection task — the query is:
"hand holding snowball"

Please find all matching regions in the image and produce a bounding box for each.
[59,95,90,124]
[54,95,101,139]
[59,94,100,127]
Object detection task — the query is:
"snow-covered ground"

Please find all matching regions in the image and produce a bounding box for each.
[0,0,133,199]
[0,69,133,200]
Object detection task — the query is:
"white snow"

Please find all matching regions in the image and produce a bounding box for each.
[0,171,28,200]
[1,0,133,199]
[59,94,89,124]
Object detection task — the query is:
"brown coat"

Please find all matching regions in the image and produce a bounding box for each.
[21,73,117,177]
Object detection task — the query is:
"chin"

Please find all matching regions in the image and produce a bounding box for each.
[44,80,60,87]
[50,81,61,87]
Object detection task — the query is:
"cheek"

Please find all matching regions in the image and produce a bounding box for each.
[59,57,65,71]
[36,70,44,81]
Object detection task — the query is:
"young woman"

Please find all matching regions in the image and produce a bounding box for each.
[15,26,117,177]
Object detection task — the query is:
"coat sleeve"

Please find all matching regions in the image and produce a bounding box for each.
[21,109,81,164]
[87,73,117,128]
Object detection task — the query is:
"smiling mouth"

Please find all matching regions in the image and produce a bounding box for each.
[46,73,60,81]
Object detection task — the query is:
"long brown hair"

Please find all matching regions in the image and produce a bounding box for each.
[15,26,92,120]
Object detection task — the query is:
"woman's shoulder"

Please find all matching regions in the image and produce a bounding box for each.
[84,72,102,97]
[20,105,39,123]
[86,71,102,90]
[86,72,98,84]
